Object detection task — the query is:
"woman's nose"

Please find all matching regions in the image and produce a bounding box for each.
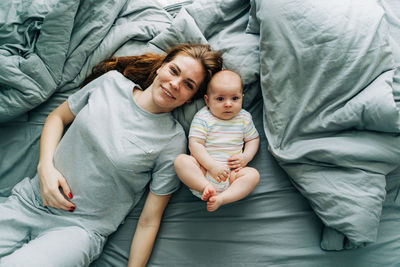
[170,78,180,91]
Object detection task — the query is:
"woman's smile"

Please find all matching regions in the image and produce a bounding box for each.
[161,86,176,100]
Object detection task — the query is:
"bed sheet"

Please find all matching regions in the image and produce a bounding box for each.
[94,0,400,266]
[0,0,400,266]
[93,103,400,267]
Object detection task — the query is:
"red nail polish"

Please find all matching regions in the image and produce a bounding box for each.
[69,206,75,212]
[68,193,73,199]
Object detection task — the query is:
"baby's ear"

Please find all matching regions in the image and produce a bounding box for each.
[204,95,209,106]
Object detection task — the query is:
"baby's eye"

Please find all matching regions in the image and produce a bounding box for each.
[216,97,224,101]
[232,96,239,101]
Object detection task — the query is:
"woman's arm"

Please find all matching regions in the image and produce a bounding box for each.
[36,100,76,211]
[128,192,171,267]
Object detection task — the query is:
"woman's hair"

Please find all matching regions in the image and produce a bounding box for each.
[81,44,223,99]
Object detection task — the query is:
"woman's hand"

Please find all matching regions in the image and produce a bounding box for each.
[37,164,75,212]
[209,163,230,183]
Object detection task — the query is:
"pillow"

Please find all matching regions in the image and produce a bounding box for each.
[146,1,261,134]
[245,0,260,34]
[185,0,261,109]
[254,0,400,250]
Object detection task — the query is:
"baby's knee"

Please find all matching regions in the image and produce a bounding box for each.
[242,167,260,185]
[250,168,260,184]
[174,154,186,165]
[174,154,190,168]
[174,154,200,169]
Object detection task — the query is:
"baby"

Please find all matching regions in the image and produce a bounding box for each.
[174,70,260,211]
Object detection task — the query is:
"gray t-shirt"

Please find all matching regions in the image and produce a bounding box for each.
[32,70,185,236]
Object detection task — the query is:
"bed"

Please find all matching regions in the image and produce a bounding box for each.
[1,0,400,266]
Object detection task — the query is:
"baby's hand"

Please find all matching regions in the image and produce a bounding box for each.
[227,153,247,170]
[209,164,230,183]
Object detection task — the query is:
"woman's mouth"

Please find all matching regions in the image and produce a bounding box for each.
[162,87,176,100]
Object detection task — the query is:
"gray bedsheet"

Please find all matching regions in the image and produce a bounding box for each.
[1,0,400,266]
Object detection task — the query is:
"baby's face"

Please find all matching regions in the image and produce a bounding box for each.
[205,77,243,120]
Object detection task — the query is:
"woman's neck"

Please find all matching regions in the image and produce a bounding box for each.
[132,88,166,114]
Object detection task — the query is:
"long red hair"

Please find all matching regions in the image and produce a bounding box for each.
[81,44,223,99]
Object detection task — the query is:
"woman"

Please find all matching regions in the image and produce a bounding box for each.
[0,44,223,266]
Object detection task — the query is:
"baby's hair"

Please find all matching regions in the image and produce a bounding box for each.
[207,69,243,94]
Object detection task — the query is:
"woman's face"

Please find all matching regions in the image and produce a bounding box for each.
[150,54,205,113]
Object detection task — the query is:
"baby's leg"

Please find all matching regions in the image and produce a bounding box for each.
[1,226,105,266]
[174,154,216,200]
[207,167,260,212]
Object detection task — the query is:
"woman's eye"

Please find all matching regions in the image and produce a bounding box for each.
[170,67,178,75]
[185,81,194,90]
[216,97,224,101]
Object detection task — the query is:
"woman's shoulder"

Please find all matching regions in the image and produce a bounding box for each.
[96,70,136,86]
[104,70,133,84]
[101,70,138,95]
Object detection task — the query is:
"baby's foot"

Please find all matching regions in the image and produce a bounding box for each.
[207,195,224,212]
[201,183,216,201]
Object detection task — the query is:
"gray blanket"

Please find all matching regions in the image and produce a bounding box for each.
[0,0,170,122]
[1,0,400,266]
[250,0,400,249]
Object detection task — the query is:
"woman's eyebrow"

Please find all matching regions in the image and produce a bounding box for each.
[172,63,181,73]
[187,78,197,86]
[172,63,197,85]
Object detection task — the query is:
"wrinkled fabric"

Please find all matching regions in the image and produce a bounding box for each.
[0,0,171,122]
[252,0,400,249]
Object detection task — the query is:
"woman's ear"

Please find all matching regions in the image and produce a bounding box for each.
[156,63,165,75]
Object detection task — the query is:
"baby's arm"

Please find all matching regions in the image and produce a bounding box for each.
[189,137,230,182]
[228,137,260,170]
